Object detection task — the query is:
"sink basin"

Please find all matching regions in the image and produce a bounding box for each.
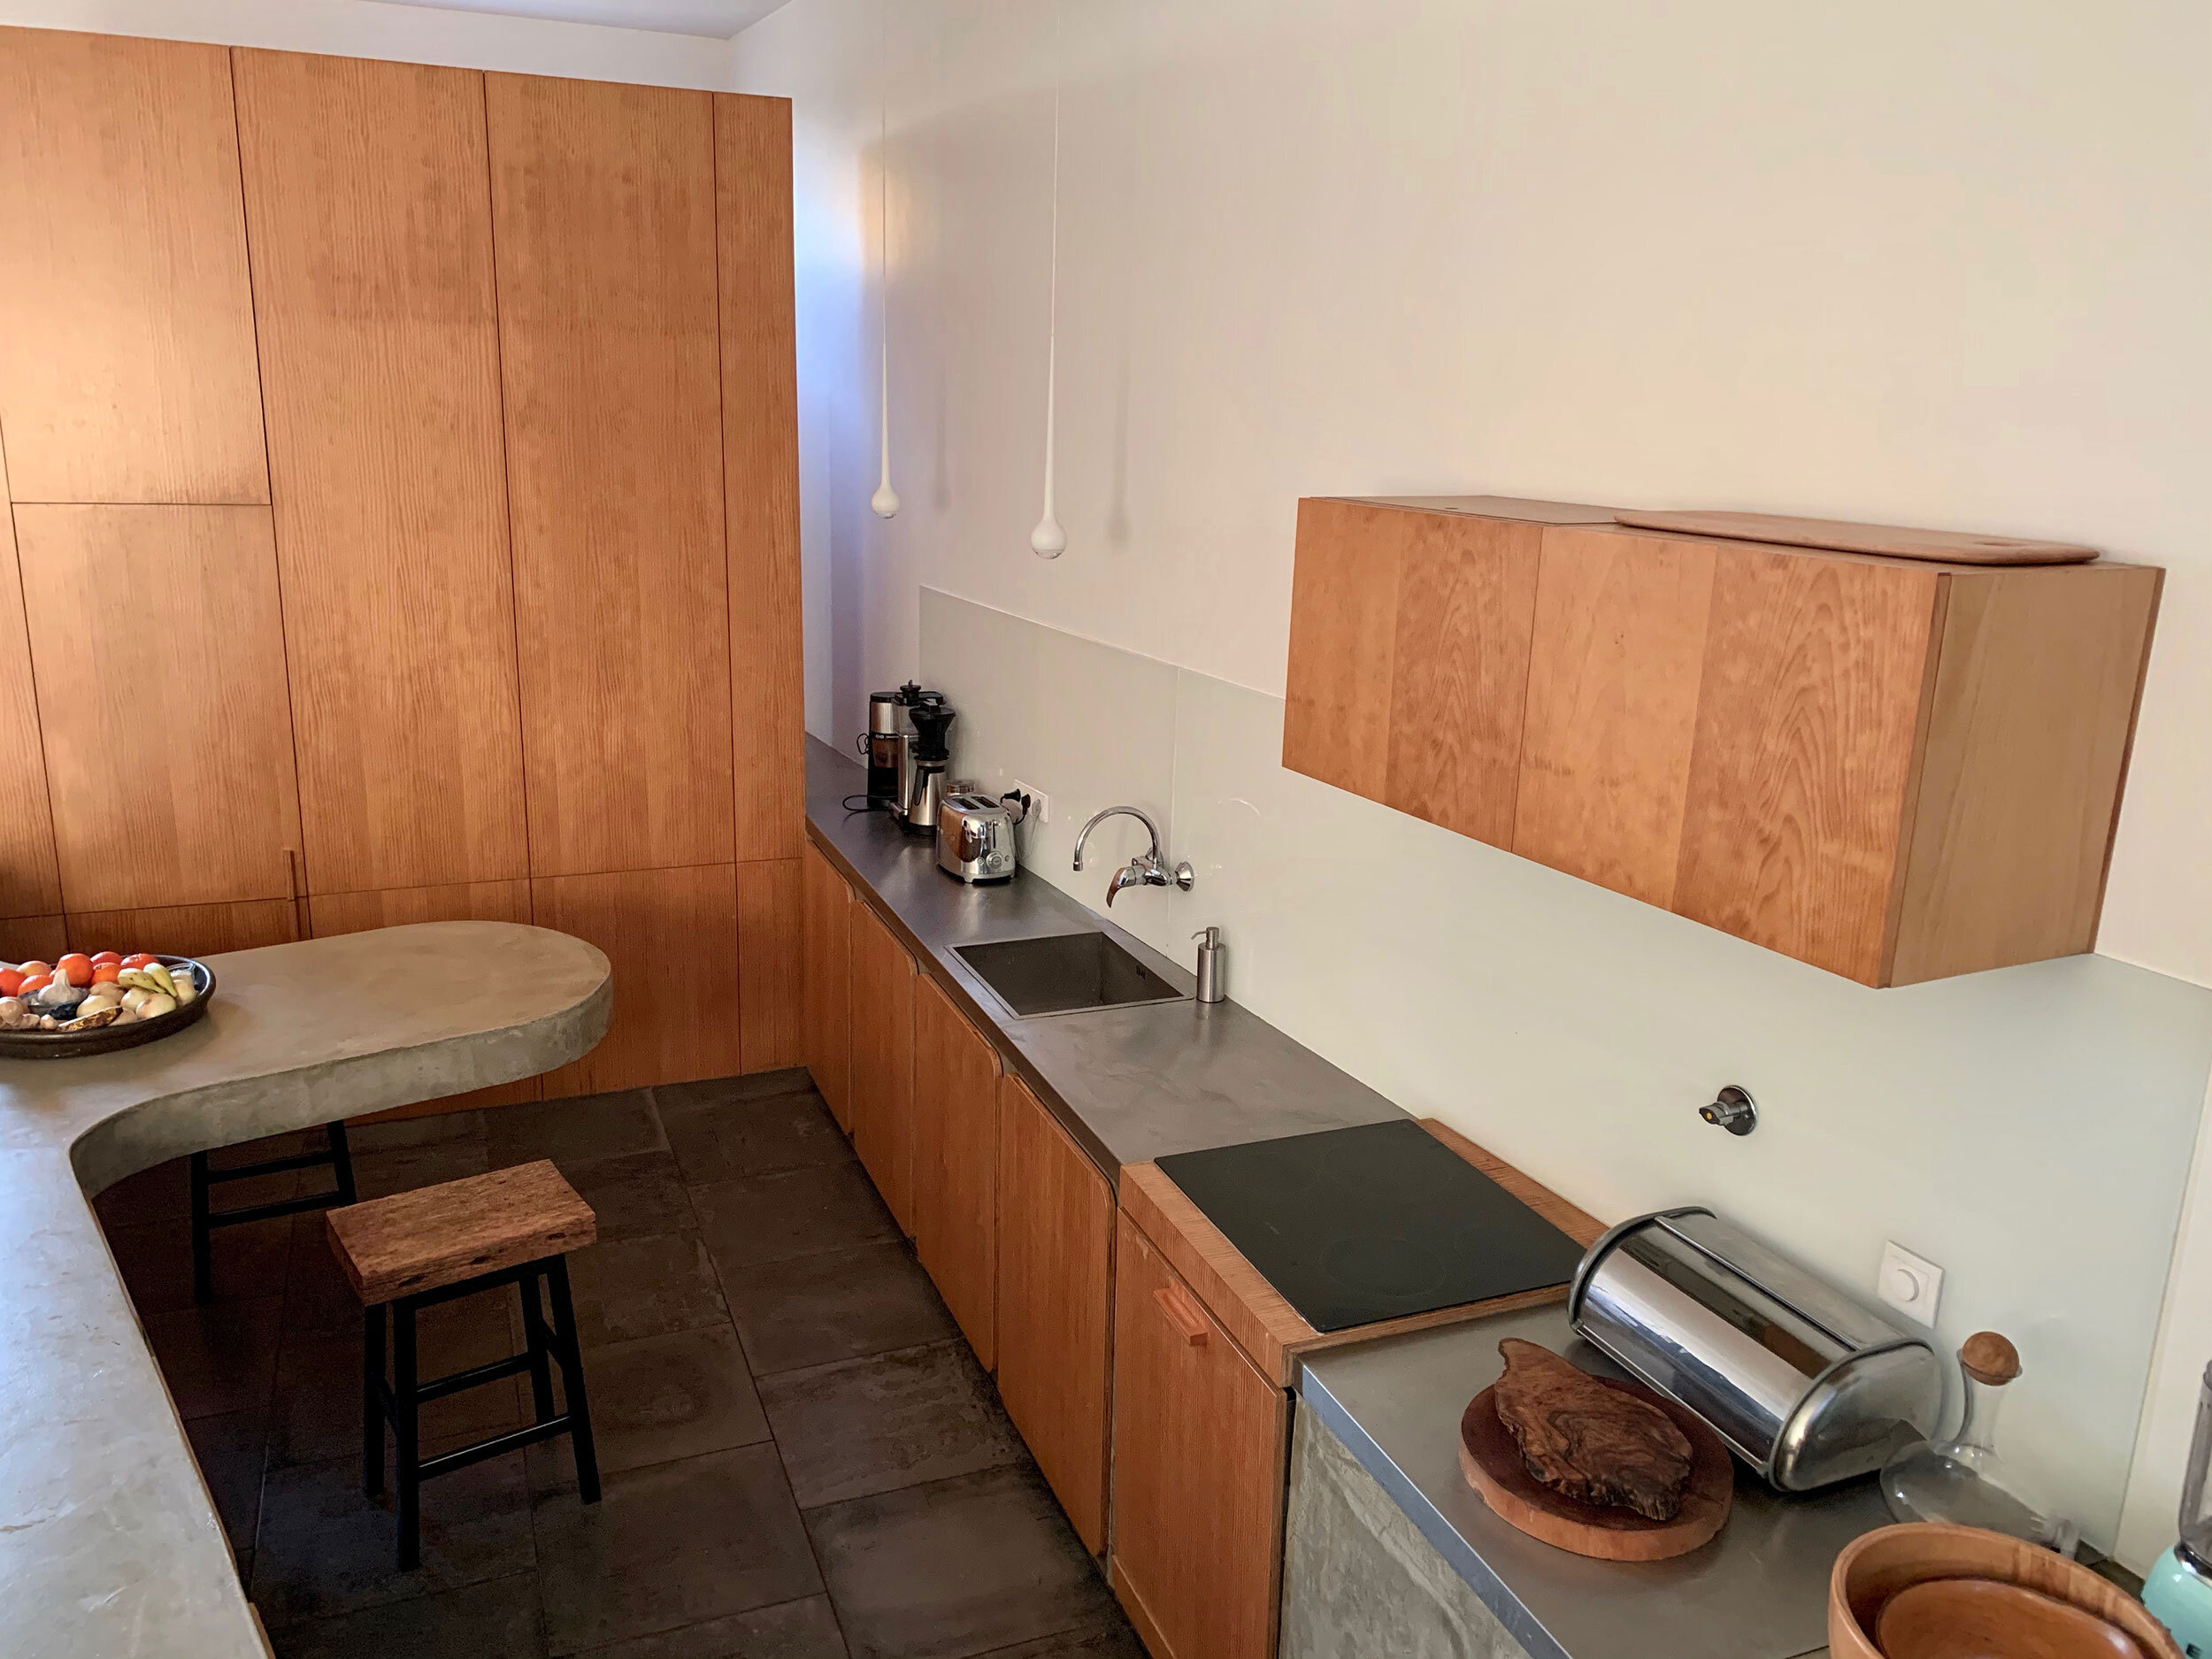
[955,932,1185,1018]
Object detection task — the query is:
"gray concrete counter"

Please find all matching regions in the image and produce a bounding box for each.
[2,920,611,1659]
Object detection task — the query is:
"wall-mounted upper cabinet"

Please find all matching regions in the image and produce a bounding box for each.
[1285,498,2161,987]
[0,29,267,503]
[234,49,530,897]
[486,73,735,879]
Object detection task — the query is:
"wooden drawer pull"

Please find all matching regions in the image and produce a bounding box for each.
[1153,1283,1210,1348]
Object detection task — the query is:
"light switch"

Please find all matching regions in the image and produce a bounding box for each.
[1878,1240,1944,1325]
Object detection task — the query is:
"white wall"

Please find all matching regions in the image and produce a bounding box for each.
[735,0,2212,1563]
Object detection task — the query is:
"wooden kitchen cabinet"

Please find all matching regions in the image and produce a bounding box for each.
[912,978,1001,1367]
[1285,498,2162,986]
[996,1073,1114,1555]
[1110,1211,1289,1659]
[802,841,854,1130]
[66,899,299,959]
[0,450,61,919]
[847,901,918,1233]
[736,857,803,1072]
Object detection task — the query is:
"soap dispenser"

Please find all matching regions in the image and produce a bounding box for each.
[1192,927,1225,1005]
[2145,1362,2212,1657]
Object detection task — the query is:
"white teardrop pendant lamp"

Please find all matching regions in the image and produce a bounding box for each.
[1029,74,1065,558]
[870,12,899,520]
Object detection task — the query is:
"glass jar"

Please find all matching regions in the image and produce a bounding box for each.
[1879,1331,2078,1555]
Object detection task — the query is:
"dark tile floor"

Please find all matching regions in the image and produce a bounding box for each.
[95,1070,1145,1659]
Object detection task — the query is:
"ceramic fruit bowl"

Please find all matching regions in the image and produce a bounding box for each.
[0,956,216,1059]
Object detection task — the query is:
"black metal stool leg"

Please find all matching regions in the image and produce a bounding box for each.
[518,1270,556,1425]
[188,1151,214,1304]
[327,1121,357,1207]
[544,1257,600,1504]
[394,1299,421,1571]
[363,1302,386,1499]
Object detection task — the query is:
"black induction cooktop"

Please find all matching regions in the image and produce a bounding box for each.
[1153,1119,1587,1334]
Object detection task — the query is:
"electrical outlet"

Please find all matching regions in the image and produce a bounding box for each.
[1878,1241,1944,1325]
[1011,780,1050,826]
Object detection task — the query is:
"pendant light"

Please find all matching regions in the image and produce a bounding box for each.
[870,4,899,520]
[1028,63,1065,558]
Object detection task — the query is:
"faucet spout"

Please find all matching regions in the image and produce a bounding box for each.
[1071,804,1194,907]
[1072,804,1162,872]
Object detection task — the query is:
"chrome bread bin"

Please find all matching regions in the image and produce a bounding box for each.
[1569,1207,1939,1491]
[937,793,1018,883]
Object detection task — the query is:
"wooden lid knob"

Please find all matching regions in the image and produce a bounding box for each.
[1960,1332,2021,1386]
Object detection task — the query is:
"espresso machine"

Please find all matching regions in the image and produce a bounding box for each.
[858,681,923,808]
[898,693,956,834]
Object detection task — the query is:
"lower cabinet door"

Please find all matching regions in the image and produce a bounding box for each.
[801,841,853,1130]
[911,977,1000,1366]
[1110,1211,1289,1659]
[995,1074,1112,1554]
[846,901,916,1232]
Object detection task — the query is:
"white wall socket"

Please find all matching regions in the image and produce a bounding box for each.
[1011,780,1050,825]
[1878,1240,1944,1325]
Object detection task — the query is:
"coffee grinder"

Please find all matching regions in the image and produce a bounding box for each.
[898,693,956,834]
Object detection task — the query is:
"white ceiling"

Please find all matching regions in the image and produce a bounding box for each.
[378,0,793,39]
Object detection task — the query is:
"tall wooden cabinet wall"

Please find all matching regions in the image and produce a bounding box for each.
[0,27,803,1099]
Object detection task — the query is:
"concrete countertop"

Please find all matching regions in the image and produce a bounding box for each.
[1,920,611,1659]
[807,738,1405,1177]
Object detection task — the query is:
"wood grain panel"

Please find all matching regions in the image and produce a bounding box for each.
[487,73,734,879]
[0,28,266,503]
[715,94,803,865]
[66,898,298,958]
[1110,1212,1287,1659]
[16,506,302,911]
[802,841,852,1130]
[1673,543,1941,984]
[911,976,1000,1368]
[1514,527,1717,907]
[1382,512,1544,847]
[1282,498,1402,802]
[233,49,528,895]
[0,915,65,964]
[0,449,61,916]
[996,1073,1113,1555]
[531,864,741,1097]
[847,900,917,1233]
[1889,562,2162,984]
[735,856,802,1072]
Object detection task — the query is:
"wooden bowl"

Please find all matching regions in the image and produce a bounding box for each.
[1878,1578,2146,1659]
[0,956,216,1060]
[1829,1524,2181,1659]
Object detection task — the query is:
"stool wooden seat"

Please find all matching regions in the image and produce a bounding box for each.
[326,1159,602,1569]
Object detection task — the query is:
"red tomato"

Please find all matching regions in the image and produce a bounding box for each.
[18,972,51,995]
[57,954,92,987]
[90,964,120,986]
[120,953,157,970]
[89,951,121,968]
[0,969,20,997]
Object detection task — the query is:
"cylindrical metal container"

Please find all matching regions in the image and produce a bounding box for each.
[1569,1208,1940,1491]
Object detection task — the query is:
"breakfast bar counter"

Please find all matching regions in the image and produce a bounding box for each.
[0,921,611,1659]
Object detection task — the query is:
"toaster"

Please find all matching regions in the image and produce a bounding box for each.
[937,793,1018,883]
[1570,1207,1940,1491]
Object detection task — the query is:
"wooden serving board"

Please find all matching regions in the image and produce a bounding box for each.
[1613,509,2098,566]
[1458,1377,1732,1561]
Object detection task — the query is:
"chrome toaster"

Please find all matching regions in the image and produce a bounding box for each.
[937,793,1018,883]
[1570,1207,1940,1491]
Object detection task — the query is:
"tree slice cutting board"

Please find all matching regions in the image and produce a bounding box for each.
[1612,509,2098,566]
[1459,1377,1733,1561]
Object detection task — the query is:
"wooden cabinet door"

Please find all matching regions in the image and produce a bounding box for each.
[15,506,303,912]
[0,28,267,503]
[66,899,298,960]
[232,49,529,895]
[997,1074,1113,1555]
[911,977,1000,1367]
[736,857,803,1073]
[847,902,917,1232]
[486,73,734,879]
[802,842,853,1130]
[0,450,60,919]
[1110,1212,1288,1659]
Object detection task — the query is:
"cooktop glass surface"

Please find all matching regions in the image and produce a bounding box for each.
[1153,1119,1587,1334]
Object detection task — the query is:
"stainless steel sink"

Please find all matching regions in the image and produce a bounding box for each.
[955,932,1185,1018]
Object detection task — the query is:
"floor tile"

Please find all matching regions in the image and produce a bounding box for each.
[572,1594,849,1658]
[758,1343,1022,1509]
[557,1150,697,1243]
[692,1164,898,1272]
[657,1081,851,1186]
[488,1089,666,1170]
[251,1454,537,1628]
[183,1408,267,1555]
[804,1467,1117,1659]
[350,1138,491,1202]
[660,1068,812,1109]
[106,1210,292,1317]
[343,1110,488,1155]
[725,1243,956,1378]
[972,1624,1143,1659]
[268,1567,543,1659]
[532,1443,822,1656]
[565,1233,728,1349]
[145,1295,284,1419]
[529,1324,767,1485]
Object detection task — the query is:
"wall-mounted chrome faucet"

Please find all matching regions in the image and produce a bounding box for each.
[1071,805,1194,908]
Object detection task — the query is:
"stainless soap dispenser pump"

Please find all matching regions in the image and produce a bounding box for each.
[1193,927,1225,1004]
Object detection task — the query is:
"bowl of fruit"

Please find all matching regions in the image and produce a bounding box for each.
[0,951,215,1058]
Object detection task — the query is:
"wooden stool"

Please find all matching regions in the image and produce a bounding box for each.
[190,1121,356,1304]
[326,1160,602,1569]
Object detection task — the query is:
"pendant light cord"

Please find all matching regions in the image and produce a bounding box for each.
[1029,49,1066,558]
[870,0,899,518]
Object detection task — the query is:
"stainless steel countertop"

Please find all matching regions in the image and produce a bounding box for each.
[1300,1304,1886,1659]
[806,737,1404,1179]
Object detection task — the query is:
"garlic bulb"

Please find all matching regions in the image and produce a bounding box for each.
[136,993,177,1019]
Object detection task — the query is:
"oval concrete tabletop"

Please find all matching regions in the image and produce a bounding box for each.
[0,921,611,1659]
